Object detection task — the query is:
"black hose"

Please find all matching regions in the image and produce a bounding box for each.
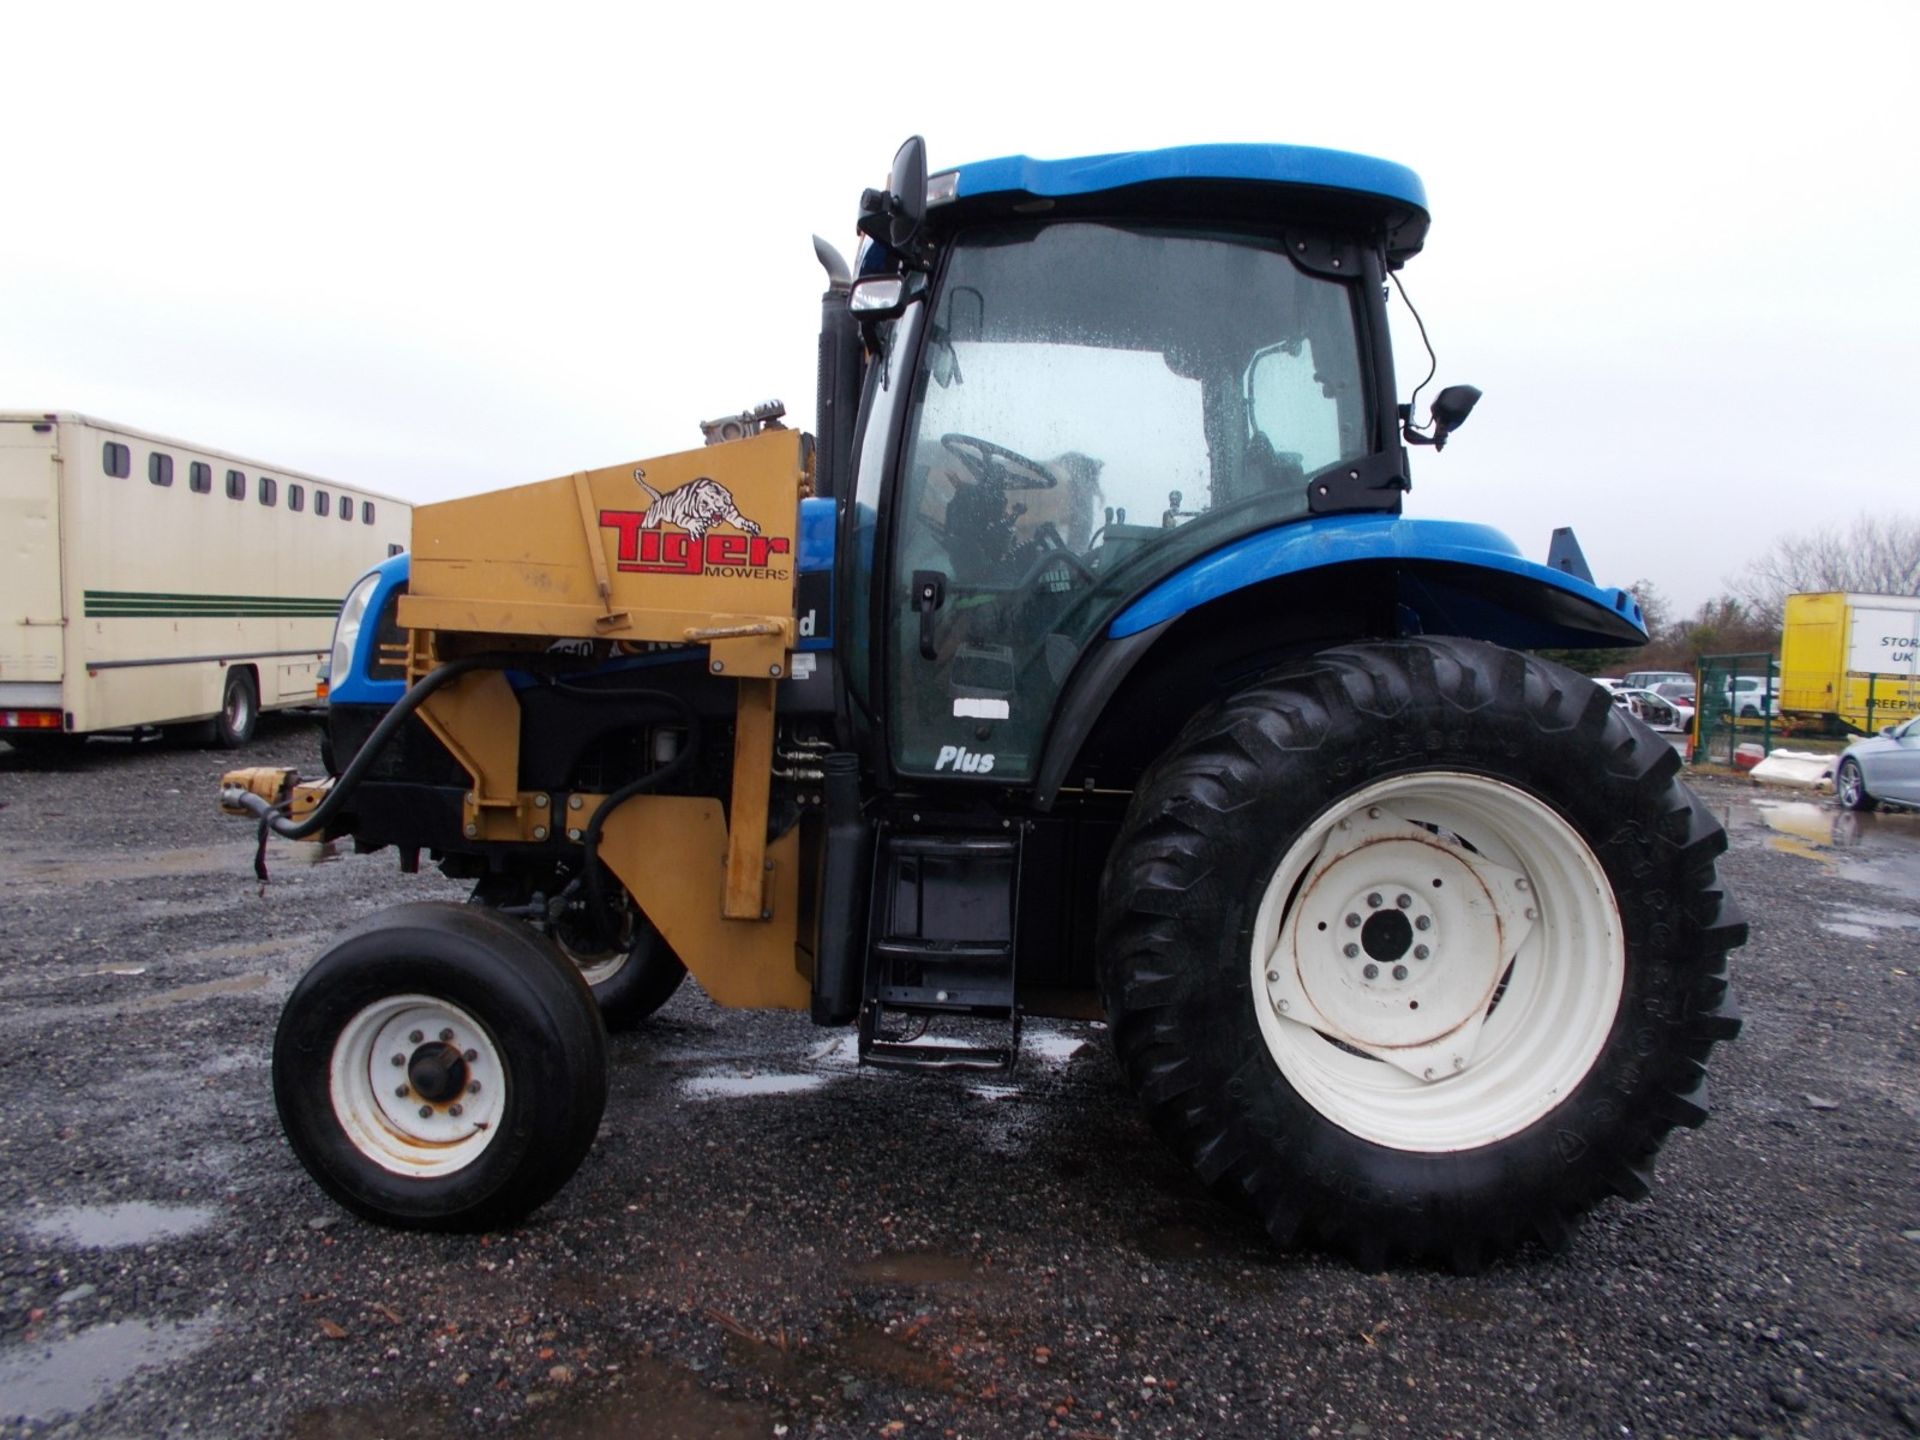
[228,661,707,925]
[577,690,702,947]
[225,654,510,848]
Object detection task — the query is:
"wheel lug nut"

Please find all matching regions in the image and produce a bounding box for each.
[1414,945,1430,960]
[464,1049,478,1063]
[1345,913,1362,929]
[418,1105,433,1119]
[1266,970,1279,984]
[1516,877,1530,891]
[1344,944,1360,958]
[468,1081,482,1095]
[1392,965,1408,981]
[408,1030,423,1044]
[1367,893,1383,908]
[450,1103,464,1118]
[1525,908,1537,921]
[439,1028,455,1043]
[1415,915,1432,931]
[390,1054,405,1067]
[1363,964,1379,979]
[394,1085,409,1099]
[1396,893,1412,909]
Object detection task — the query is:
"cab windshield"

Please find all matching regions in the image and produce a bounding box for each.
[888,220,1373,780]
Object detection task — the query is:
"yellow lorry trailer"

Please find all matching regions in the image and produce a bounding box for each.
[226,138,1743,1270]
[1779,591,1920,735]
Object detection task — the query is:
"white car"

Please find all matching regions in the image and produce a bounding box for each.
[1613,686,1683,732]
[1624,669,1691,691]
[1650,681,1696,729]
[1724,676,1780,719]
[1835,716,1920,810]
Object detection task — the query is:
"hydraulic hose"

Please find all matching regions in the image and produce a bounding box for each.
[576,690,702,947]
[223,654,511,849]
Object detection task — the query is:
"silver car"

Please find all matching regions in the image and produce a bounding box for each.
[1835,716,1920,810]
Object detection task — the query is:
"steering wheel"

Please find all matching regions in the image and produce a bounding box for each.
[941,433,1057,490]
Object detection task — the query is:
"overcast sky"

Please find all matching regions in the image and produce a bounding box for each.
[5,3,1914,614]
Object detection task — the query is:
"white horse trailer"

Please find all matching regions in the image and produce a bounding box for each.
[1,412,408,750]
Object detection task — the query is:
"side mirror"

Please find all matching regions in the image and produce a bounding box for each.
[1431,384,1481,434]
[1403,383,1482,451]
[848,276,908,319]
[857,136,930,259]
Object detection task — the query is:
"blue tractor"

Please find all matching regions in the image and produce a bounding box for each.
[237,138,1743,1269]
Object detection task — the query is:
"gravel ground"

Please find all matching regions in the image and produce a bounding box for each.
[0,720,1915,1439]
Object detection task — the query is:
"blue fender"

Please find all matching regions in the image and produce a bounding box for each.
[1108,514,1646,649]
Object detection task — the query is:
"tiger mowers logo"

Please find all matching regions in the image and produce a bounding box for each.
[599,469,791,579]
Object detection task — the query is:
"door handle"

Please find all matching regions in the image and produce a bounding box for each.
[911,570,946,660]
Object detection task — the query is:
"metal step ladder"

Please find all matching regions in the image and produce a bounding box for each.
[857,825,1022,1072]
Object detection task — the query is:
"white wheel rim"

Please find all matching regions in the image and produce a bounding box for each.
[329,994,506,1176]
[1249,772,1624,1152]
[553,921,629,988]
[566,946,627,988]
[1838,764,1862,807]
[225,683,252,732]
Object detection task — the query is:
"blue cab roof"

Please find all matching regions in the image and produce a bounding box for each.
[935,143,1430,259]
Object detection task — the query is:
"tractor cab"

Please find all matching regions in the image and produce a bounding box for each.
[829,140,1434,788]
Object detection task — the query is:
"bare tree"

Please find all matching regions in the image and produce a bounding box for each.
[1735,513,1920,627]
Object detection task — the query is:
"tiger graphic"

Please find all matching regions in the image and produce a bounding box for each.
[633,468,761,541]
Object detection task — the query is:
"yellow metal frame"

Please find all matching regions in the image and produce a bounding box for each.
[373,430,813,1008]
[398,429,805,677]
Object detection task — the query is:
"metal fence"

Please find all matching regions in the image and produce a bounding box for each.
[1695,652,1777,765]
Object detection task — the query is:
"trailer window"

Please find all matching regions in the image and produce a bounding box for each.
[288,483,305,513]
[315,490,331,517]
[339,497,354,522]
[258,475,278,506]
[148,452,174,487]
[190,462,213,494]
[224,469,245,500]
[103,442,131,478]
[362,502,376,525]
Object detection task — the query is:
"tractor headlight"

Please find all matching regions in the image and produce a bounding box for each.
[329,573,381,694]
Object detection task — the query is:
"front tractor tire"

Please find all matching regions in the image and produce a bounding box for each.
[273,902,608,1231]
[1098,638,1745,1270]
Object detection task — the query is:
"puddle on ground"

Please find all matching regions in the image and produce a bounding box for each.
[24,1202,218,1248]
[0,1314,216,1421]
[125,973,267,1011]
[1820,903,1920,939]
[173,935,315,966]
[680,1071,830,1101]
[0,844,260,887]
[1725,796,1920,895]
[510,1350,775,1439]
[722,1312,955,1400]
[1025,1027,1087,1067]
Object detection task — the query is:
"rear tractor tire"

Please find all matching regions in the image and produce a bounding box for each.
[1098,637,1745,1270]
[272,902,608,1231]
